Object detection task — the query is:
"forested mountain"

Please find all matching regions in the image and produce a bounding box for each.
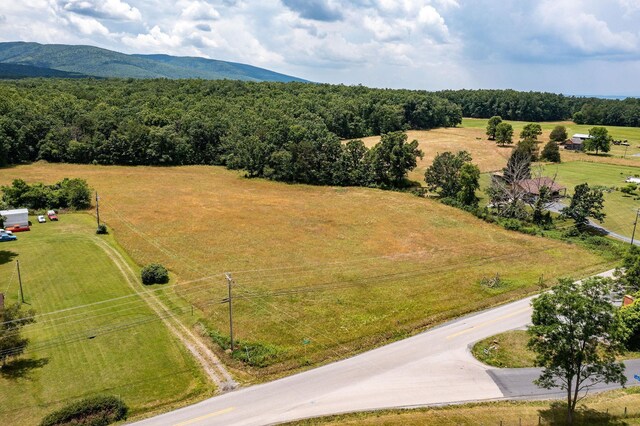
[0,63,90,79]
[0,42,306,82]
[0,79,461,188]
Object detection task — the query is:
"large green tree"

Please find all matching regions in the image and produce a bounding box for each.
[549,125,568,143]
[0,303,36,367]
[369,131,423,188]
[486,116,502,140]
[541,140,561,163]
[520,123,542,141]
[424,151,472,199]
[456,162,481,207]
[561,183,606,228]
[584,127,612,154]
[495,122,514,146]
[528,277,627,425]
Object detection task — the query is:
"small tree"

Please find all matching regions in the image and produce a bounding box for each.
[456,163,481,207]
[0,214,6,228]
[529,277,627,425]
[541,140,561,163]
[141,263,169,285]
[486,116,502,140]
[515,138,539,162]
[495,122,513,146]
[424,151,472,199]
[549,125,568,143]
[0,303,36,367]
[487,148,531,219]
[369,132,423,188]
[561,183,606,229]
[520,123,542,141]
[584,127,612,155]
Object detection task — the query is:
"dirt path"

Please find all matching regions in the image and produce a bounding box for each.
[92,237,237,391]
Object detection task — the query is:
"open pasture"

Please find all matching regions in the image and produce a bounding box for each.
[0,215,206,425]
[0,163,617,379]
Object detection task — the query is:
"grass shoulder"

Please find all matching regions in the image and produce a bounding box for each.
[284,387,640,425]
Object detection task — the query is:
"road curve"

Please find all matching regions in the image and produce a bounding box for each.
[131,270,633,426]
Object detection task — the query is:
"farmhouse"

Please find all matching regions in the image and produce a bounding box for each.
[516,177,566,199]
[563,133,591,151]
[0,208,29,227]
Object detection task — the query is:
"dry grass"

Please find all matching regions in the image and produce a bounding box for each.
[287,387,640,425]
[358,128,513,182]
[0,163,616,379]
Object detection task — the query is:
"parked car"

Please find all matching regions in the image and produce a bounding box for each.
[47,210,58,221]
[0,229,12,235]
[38,215,46,223]
[0,233,17,242]
[5,224,30,232]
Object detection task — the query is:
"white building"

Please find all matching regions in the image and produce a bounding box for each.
[0,208,29,227]
[626,177,640,184]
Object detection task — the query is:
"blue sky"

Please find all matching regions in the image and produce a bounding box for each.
[2,0,640,95]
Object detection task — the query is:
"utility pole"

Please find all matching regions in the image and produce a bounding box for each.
[95,191,101,226]
[17,260,24,304]
[632,208,640,246]
[223,273,234,352]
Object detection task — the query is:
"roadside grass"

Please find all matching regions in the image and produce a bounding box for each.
[0,214,208,426]
[541,161,640,238]
[0,163,619,381]
[471,330,535,368]
[284,387,640,425]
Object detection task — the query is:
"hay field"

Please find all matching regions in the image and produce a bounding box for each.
[0,163,615,378]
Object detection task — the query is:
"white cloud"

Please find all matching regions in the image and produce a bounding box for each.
[59,0,142,21]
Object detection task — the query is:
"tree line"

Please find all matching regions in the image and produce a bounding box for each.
[0,79,461,188]
[438,89,640,126]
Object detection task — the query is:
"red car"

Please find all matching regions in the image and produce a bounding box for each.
[47,210,58,221]
[5,224,30,232]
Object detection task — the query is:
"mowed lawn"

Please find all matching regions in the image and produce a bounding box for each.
[542,162,640,237]
[0,215,206,425]
[0,163,617,378]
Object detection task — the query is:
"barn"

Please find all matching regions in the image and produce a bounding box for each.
[0,208,29,227]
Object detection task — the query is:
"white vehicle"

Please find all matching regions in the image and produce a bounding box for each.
[38,215,46,223]
[0,229,13,235]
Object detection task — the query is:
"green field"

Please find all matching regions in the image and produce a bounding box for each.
[541,162,640,237]
[0,215,207,425]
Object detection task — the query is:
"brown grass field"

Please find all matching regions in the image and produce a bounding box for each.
[0,161,617,379]
[358,120,640,184]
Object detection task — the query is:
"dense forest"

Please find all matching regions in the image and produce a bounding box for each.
[438,89,640,126]
[0,80,638,189]
[0,79,460,187]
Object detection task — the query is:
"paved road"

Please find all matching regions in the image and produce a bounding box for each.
[131,271,637,426]
[548,201,639,246]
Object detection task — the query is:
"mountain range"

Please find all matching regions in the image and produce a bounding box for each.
[0,41,306,82]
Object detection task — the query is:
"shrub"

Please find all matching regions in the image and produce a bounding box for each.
[40,395,127,426]
[96,224,108,234]
[141,263,169,285]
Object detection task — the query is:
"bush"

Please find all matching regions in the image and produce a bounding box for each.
[96,224,108,234]
[141,263,169,285]
[40,395,127,426]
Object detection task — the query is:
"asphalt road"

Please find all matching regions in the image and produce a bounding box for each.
[131,270,637,426]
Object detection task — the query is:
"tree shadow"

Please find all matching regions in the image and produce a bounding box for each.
[0,357,49,380]
[0,250,18,266]
[539,401,627,425]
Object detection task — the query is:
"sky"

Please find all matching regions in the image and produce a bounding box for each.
[1,0,640,95]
